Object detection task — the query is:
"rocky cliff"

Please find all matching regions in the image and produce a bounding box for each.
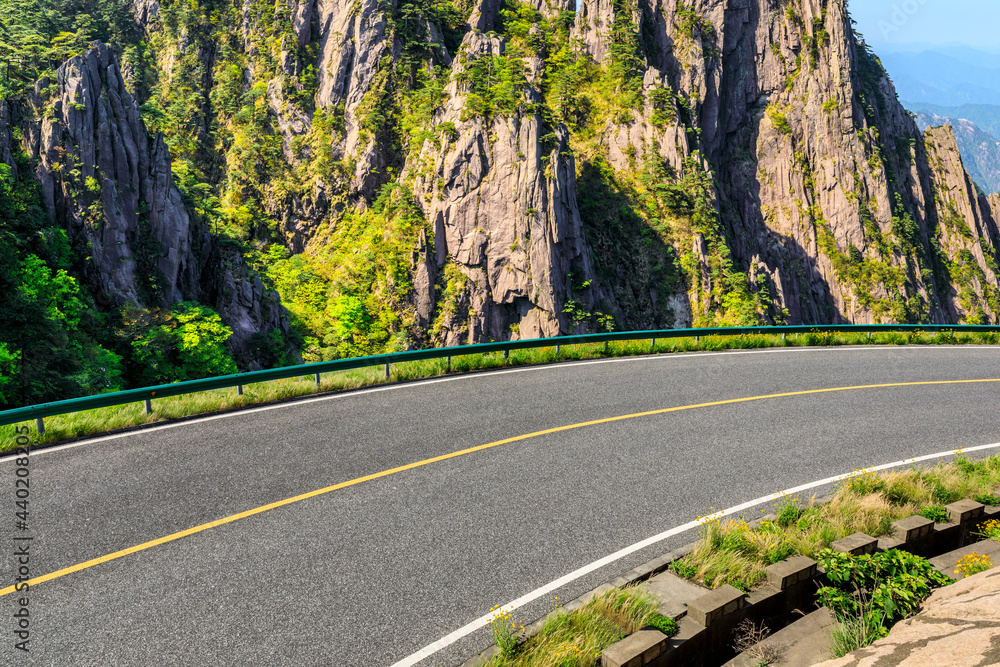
[916,111,1000,195]
[13,43,292,366]
[8,0,1000,367]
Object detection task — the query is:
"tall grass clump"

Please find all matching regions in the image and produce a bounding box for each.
[485,587,676,666]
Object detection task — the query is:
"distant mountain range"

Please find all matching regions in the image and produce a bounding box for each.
[904,102,1000,141]
[874,45,1000,194]
[914,112,1000,195]
[879,47,1000,106]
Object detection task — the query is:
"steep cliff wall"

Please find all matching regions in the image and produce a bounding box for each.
[17,43,292,365]
[11,0,1000,372]
[169,0,993,340]
[916,111,1000,195]
[406,31,606,343]
[557,0,1000,325]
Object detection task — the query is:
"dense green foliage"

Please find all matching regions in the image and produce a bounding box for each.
[816,548,951,651]
[129,302,238,384]
[0,155,125,408]
[0,147,238,408]
[265,184,431,361]
[0,0,147,99]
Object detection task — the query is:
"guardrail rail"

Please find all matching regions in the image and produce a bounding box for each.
[3,324,1000,432]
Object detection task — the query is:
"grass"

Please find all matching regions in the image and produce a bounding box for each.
[671,454,1000,591]
[829,591,885,658]
[4,329,1000,451]
[484,587,676,667]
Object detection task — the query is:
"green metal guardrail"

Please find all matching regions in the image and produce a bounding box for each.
[4,324,1000,431]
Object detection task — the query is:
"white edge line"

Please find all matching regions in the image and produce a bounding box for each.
[5,345,997,461]
[390,441,1000,667]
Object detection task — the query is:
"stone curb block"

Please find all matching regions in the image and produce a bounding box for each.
[891,515,934,542]
[765,554,817,590]
[687,585,745,627]
[831,532,878,556]
[602,629,669,667]
[946,499,985,525]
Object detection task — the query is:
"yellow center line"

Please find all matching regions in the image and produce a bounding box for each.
[4,377,1000,597]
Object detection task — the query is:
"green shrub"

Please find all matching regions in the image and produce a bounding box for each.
[776,501,803,528]
[919,505,948,523]
[670,558,697,579]
[816,548,951,641]
[644,613,678,636]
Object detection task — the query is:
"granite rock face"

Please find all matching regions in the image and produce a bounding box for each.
[407,29,606,343]
[19,0,1000,359]
[812,566,1000,667]
[25,43,195,307]
[916,111,1000,196]
[0,101,16,179]
[17,43,291,363]
[287,0,1000,332]
[567,0,1000,325]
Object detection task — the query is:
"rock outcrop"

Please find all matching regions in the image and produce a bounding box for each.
[812,565,1000,667]
[25,43,197,307]
[917,111,1000,195]
[407,30,606,343]
[17,43,291,364]
[0,101,16,179]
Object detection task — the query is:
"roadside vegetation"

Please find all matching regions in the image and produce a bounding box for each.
[475,455,999,665]
[667,455,1000,658]
[6,330,1000,451]
[484,588,676,667]
[819,548,952,657]
[670,454,1000,592]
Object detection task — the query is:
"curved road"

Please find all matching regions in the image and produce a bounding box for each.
[5,346,1000,665]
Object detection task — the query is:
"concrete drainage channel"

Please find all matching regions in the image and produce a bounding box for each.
[459,498,1000,667]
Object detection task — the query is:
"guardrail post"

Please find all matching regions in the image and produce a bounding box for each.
[35,417,44,435]
[503,349,509,359]
[695,335,699,343]
[314,373,321,388]
[781,333,786,340]
[384,363,390,379]
[237,385,243,396]
[446,356,451,372]
[144,399,152,415]
[651,338,655,351]
[604,341,609,353]
[868,332,872,340]
[556,345,560,354]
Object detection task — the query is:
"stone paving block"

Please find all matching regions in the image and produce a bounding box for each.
[892,515,934,542]
[946,499,985,525]
[687,585,745,627]
[765,555,818,590]
[642,570,706,620]
[602,629,668,667]
[832,532,878,556]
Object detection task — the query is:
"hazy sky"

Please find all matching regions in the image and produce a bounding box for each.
[848,0,1000,51]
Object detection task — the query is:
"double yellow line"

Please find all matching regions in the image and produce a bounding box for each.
[4,377,998,597]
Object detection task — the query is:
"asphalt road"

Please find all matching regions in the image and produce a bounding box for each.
[4,346,1000,665]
